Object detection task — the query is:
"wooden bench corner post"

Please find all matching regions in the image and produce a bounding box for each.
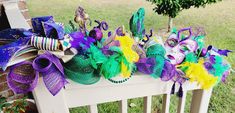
[3,0,30,29]
[190,88,213,113]
[32,78,70,113]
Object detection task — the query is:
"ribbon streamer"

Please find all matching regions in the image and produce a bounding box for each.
[30,16,72,51]
[208,45,232,56]
[43,21,65,39]
[31,16,54,35]
[161,61,177,81]
[0,29,34,70]
[33,52,68,96]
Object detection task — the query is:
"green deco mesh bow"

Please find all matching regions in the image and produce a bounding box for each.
[63,44,107,85]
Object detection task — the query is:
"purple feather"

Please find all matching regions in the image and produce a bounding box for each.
[69,32,95,50]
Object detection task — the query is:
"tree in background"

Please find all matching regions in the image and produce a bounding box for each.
[147,0,222,32]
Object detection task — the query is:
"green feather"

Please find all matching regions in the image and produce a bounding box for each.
[129,8,145,39]
[64,20,78,34]
[185,52,198,63]
[194,35,205,50]
[171,27,178,34]
[87,44,108,69]
[101,55,121,79]
[211,56,230,79]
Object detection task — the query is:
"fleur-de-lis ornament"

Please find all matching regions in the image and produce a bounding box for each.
[74,6,91,35]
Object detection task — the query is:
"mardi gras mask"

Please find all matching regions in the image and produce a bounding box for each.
[164,28,198,65]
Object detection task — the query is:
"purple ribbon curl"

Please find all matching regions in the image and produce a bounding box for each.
[94,20,109,31]
[32,52,68,96]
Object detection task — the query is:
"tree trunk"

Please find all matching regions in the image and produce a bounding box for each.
[167,17,173,32]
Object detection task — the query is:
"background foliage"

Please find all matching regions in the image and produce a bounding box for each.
[147,0,222,18]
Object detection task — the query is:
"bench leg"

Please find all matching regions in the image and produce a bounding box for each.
[190,88,212,113]
[32,78,69,113]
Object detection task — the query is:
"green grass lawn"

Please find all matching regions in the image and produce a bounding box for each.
[27,0,235,112]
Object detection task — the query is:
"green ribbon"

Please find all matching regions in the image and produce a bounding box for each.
[185,52,198,63]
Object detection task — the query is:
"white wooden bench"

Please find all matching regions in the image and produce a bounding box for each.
[2,0,30,30]
[32,74,212,113]
[4,1,213,113]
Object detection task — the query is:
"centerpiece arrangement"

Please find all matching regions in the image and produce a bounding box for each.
[0,7,231,97]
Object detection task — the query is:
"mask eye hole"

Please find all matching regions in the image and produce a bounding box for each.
[180,45,190,53]
[179,40,197,53]
[167,38,178,47]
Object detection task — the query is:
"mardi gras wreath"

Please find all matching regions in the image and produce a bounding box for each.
[0,7,232,96]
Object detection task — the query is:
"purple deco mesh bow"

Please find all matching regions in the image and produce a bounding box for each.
[7,61,39,94]
[135,58,156,74]
[7,52,68,96]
